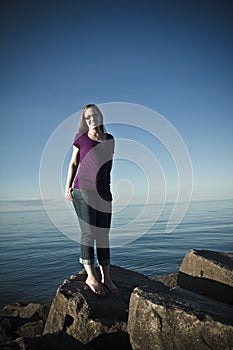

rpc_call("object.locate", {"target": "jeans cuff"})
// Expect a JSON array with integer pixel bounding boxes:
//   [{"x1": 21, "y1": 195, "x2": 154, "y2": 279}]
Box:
[{"x1": 79, "y1": 257, "x2": 95, "y2": 265}]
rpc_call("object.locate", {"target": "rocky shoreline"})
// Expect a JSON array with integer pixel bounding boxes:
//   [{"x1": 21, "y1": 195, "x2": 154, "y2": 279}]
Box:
[{"x1": 1, "y1": 249, "x2": 233, "y2": 350}]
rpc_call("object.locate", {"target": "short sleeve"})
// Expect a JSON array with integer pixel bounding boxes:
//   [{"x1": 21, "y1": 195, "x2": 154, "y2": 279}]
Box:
[{"x1": 73, "y1": 132, "x2": 82, "y2": 148}]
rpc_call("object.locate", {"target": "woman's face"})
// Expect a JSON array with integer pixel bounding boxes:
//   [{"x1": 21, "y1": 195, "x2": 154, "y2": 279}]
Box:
[{"x1": 84, "y1": 107, "x2": 101, "y2": 130}]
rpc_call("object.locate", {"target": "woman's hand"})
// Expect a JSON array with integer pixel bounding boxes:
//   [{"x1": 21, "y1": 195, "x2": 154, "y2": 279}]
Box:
[{"x1": 65, "y1": 188, "x2": 73, "y2": 201}]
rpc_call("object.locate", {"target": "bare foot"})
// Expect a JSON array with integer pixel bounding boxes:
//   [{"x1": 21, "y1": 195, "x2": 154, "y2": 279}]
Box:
[
  {"x1": 101, "y1": 278, "x2": 118, "y2": 294},
  {"x1": 85, "y1": 277, "x2": 105, "y2": 295}
]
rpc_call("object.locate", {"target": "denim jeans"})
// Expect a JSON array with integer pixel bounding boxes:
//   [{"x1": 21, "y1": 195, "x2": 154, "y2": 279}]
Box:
[{"x1": 72, "y1": 188, "x2": 112, "y2": 266}]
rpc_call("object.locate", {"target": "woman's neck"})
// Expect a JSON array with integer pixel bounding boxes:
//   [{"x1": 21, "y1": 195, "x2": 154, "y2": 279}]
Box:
[
  {"x1": 88, "y1": 127, "x2": 103, "y2": 136},
  {"x1": 88, "y1": 127, "x2": 106, "y2": 142}
]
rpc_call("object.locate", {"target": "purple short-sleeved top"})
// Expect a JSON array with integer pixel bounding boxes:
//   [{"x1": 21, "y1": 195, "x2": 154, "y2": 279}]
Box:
[{"x1": 73, "y1": 131, "x2": 114, "y2": 194}]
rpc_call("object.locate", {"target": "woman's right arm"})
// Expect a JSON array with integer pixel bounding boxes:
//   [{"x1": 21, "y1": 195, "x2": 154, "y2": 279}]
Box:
[{"x1": 65, "y1": 146, "x2": 80, "y2": 201}]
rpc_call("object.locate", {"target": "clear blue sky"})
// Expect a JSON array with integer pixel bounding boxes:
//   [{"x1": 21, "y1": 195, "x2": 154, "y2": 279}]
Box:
[{"x1": 1, "y1": 0, "x2": 233, "y2": 208}]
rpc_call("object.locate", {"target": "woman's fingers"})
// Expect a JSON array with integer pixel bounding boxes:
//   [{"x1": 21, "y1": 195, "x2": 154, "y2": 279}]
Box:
[
  {"x1": 67, "y1": 194, "x2": 73, "y2": 201},
  {"x1": 65, "y1": 190, "x2": 73, "y2": 201}
]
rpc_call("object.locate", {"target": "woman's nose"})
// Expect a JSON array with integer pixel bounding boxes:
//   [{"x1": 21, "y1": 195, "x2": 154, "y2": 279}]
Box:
[{"x1": 90, "y1": 115, "x2": 97, "y2": 122}]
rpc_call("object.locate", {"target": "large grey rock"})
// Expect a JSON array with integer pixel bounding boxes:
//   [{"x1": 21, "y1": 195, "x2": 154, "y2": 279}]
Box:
[
  {"x1": 128, "y1": 282, "x2": 233, "y2": 350},
  {"x1": 178, "y1": 249, "x2": 233, "y2": 304},
  {"x1": 43, "y1": 265, "x2": 150, "y2": 345}
]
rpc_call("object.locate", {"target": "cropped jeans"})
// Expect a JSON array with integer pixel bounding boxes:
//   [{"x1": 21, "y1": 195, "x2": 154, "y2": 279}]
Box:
[{"x1": 72, "y1": 188, "x2": 112, "y2": 266}]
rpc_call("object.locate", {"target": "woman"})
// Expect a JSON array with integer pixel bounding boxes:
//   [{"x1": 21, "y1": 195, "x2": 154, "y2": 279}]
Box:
[{"x1": 65, "y1": 104, "x2": 117, "y2": 295}]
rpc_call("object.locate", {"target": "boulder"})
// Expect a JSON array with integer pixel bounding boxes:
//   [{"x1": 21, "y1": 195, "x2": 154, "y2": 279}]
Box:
[
  {"x1": 128, "y1": 282, "x2": 233, "y2": 350},
  {"x1": 43, "y1": 265, "x2": 150, "y2": 346},
  {"x1": 177, "y1": 249, "x2": 233, "y2": 304}
]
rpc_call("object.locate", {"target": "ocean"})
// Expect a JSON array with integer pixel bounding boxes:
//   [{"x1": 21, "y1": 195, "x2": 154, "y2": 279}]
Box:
[{"x1": 0, "y1": 199, "x2": 232, "y2": 308}]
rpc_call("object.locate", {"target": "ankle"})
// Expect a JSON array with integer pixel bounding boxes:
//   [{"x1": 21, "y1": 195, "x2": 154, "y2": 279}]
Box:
[
  {"x1": 86, "y1": 275, "x2": 98, "y2": 282},
  {"x1": 101, "y1": 276, "x2": 111, "y2": 283}
]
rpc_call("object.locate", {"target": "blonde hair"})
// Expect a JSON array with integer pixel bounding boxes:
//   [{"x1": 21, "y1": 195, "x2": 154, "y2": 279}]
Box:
[{"x1": 78, "y1": 104, "x2": 105, "y2": 134}]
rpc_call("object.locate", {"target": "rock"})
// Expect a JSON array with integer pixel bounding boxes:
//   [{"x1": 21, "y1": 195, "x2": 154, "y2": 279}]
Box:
[
  {"x1": 0, "y1": 309, "x2": 19, "y2": 318},
  {"x1": 15, "y1": 331, "x2": 93, "y2": 350},
  {"x1": 0, "y1": 303, "x2": 48, "y2": 321},
  {"x1": 16, "y1": 321, "x2": 44, "y2": 338},
  {"x1": 0, "y1": 315, "x2": 27, "y2": 346},
  {"x1": 2, "y1": 251, "x2": 233, "y2": 349},
  {"x1": 43, "y1": 265, "x2": 150, "y2": 346},
  {"x1": 0, "y1": 318, "x2": 15, "y2": 346},
  {"x1": 0, "y1": 303, "x2": 49, "y2": 346},
  {"x1": 150, "y1": 273, "x2": 178, "y2": 288},
  {"x1": 177, "y1": 249, "x2": 233, "y2": 304},
  {"x1": 17, "y1": 304, "x2": 43, "y2": 320},
  {"x1": 128, "y1": 282, "x2": 233, "y2": 350}
]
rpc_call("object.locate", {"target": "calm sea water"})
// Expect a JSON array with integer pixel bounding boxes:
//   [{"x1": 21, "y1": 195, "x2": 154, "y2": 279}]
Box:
[{"x1": 0, "y1": 199, "x2": 232, "y2": 307}]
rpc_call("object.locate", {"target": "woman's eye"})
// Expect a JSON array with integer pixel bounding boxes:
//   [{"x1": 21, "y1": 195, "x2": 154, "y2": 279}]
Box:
[{"x1": 85, "y1": 113, "x2": 99, "y2": 120}]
